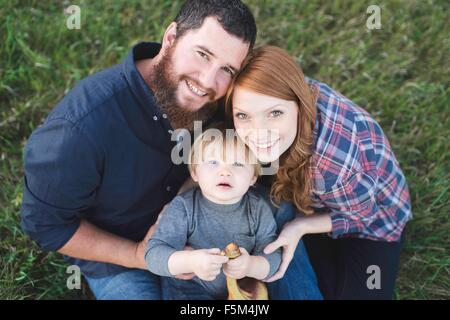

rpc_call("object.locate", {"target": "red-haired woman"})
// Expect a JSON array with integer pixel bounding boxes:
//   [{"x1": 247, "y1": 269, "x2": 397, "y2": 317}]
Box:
[{"x1": 226, "y1": 46, "x2": 412, "y2": 299}]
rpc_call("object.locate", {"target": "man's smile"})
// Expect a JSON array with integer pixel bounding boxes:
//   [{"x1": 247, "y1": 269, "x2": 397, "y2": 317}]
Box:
[{"x1": 185, "y1": 79, "x2": 208, "y2": 97}]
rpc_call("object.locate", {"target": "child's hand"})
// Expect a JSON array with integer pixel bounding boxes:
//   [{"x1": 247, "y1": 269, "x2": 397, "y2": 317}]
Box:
[
  {"x1": 223, "y1": 247, "x2": 251, "y2": 279},
  {"x1": 190, "y1": 248, "x2": 229, "y2": 281}
]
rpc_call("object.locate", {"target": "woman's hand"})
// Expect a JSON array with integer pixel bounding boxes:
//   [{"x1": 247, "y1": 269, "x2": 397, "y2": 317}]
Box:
[
  {"x1": 262, "y1": 218, "x2": 304, "y2": 282},
  {"x1": 262, "y1": 213, "x2": 332, "y2": 282}
]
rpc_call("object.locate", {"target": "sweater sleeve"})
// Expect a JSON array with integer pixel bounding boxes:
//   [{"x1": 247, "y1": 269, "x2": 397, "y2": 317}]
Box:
[
  {"x1": 252, "y1": 197, "x2": 282, "y2": 279},
  {"x1": 145, "y1": 196, "x2": 189, "y2": 277}
]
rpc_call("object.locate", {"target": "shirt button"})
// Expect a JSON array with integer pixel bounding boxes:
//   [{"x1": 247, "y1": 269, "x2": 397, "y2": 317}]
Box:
[
  {"x1": 162, "y1": 113, "x2": 168, "y2": 119},
  {"x1": 153, "y1": 116, "x2": 158, "y2": 121},
  {"x1": 166, "y1": 186, "x2": 171, "y2": 192}
]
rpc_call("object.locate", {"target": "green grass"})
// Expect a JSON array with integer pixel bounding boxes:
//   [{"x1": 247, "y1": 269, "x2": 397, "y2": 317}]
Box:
[{"x1": 1, "y1": 0, "x2": 448, "y2": 299}]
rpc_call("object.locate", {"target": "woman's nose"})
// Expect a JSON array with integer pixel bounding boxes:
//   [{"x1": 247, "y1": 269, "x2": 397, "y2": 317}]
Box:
[{"x1": 249, "y1": 125, "x2": 272, "y2": 142}]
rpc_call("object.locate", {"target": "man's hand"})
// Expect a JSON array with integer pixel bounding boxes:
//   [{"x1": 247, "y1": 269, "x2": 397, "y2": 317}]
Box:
[
  {"x1": 223, "y1": 247, "x2": 251, "y2": 279},
  {"x1": 189, "y1": 248, "x2": 229, "y2": 281}
]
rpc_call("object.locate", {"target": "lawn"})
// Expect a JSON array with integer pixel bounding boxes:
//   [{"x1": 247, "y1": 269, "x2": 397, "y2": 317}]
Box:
[{"x1": 0, "y1": 0, "x2": 448, "y2": 299}]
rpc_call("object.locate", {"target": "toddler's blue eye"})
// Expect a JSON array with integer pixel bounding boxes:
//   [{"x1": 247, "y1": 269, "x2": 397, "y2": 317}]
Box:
[
  {"x1": 208, "y1": 160, "x2": 218, "y2": 165},
  {"x1": 233, "y1": 162, "x2": 244, "y2": 167}
]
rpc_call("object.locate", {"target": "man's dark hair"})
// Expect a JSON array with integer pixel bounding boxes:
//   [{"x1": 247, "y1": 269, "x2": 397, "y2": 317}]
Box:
[{"x1": 175, "y1": 0, "x2": 257, "y2": 49}]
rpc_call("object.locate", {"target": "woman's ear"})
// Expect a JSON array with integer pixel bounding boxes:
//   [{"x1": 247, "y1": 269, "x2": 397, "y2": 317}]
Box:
[
  {"x1": 250, "y1": 175, "x2": 257, "y2": 186},
  {"x1": 161, "y1": 22, "x2": 177, "y2": 51}
]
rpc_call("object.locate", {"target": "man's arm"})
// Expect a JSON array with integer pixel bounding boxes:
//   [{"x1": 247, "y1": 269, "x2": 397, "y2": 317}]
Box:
[
  {"x1": 21, "y1": 119, "x2": 152, "y2": 269},
  {"x1": 57, "y1": 219, "x2": 150, "y2": 269},
  {"x1": 58, "y1": 178, "x2": 198, "y2": 270}
]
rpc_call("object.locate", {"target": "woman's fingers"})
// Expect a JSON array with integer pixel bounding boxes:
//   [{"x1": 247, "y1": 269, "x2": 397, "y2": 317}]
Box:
[
  {"x1": 264, "y1": 247, "x2": 294, "y2": 282},
  {"x1": 264, "y1": 237, "x2": 286, "y2": 254},
  {"x1": 264, "y1": 263, "x2": 286, "y2": 282}
]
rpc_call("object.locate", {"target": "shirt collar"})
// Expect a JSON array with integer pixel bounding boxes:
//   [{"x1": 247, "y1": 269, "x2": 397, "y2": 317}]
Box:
[
  {"x1": 122, "y1": 42, "x2": 162, "y2": 118},
  {"x1": 197, "y1": 188, "x2": 246, "y2": 214}
]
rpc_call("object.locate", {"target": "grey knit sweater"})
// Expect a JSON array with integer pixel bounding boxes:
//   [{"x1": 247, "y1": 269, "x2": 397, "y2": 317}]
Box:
[{"x1": 145, "y1": 187, "x2": 281, "y2": 298}]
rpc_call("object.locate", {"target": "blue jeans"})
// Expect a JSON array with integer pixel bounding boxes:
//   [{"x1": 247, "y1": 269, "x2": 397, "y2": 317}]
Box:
[{"x1": 84, "y1": 269, "x2": 161, "y2": 300}]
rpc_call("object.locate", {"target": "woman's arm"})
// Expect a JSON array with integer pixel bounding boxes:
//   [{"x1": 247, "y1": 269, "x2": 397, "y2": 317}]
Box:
[{"x1": 295, "y1": 212, "x2": 333, "y2": 235}]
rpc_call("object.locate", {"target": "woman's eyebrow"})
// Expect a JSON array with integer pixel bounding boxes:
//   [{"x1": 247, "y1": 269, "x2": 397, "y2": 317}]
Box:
[
  {"x1": 233, "y1": 106, "x2": 248, "y2": 113},
  {"x1": 233, "y1": 104, "x2": 284, "y2": 113}
]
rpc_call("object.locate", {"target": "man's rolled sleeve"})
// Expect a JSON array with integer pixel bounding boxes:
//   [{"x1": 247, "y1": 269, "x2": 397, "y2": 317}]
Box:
[{"x1": 20, "y1": 118, "x2": 102, "y2": 251}]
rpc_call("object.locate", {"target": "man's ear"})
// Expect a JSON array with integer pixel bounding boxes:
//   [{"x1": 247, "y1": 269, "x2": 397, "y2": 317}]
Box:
[{"x1": 161, "y1": 22, "x2": 177, "y2": 51}]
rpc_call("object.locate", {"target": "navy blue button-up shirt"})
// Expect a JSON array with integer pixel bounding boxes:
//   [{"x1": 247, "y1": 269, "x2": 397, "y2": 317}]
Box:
[{"x1": 20, "y1": 42, "x2": 201, "y2": 277}]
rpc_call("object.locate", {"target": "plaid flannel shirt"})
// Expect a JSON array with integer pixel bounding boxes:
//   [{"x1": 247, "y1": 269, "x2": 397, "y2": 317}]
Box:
[{"x1": 307, "y1": 78, "x2": 412, "y2": 242}]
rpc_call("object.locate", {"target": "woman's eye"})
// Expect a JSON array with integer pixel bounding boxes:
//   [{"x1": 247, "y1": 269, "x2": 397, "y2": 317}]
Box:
[
  {"x1": 234, "y1": 112, "x2": 248, "y2": 120},
  {"x1": 270, "y1": 110, "x2": 284, "y2": 118}
]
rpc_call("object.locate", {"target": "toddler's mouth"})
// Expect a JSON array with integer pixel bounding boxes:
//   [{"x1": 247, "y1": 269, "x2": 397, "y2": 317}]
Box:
[{"x1": 217, "y1": 182, "x2": 232, "y2": 188}]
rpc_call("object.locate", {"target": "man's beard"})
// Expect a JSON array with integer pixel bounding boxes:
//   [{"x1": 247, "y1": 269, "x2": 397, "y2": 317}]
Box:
[{"x1": 148, "y1": 45, "x2": 218, "y2": 132}]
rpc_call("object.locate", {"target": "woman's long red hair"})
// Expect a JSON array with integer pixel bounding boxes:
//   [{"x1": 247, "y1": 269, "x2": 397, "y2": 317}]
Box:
[{"x1": 226, "y1": 46, "x2": 318, "y2": 214}]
